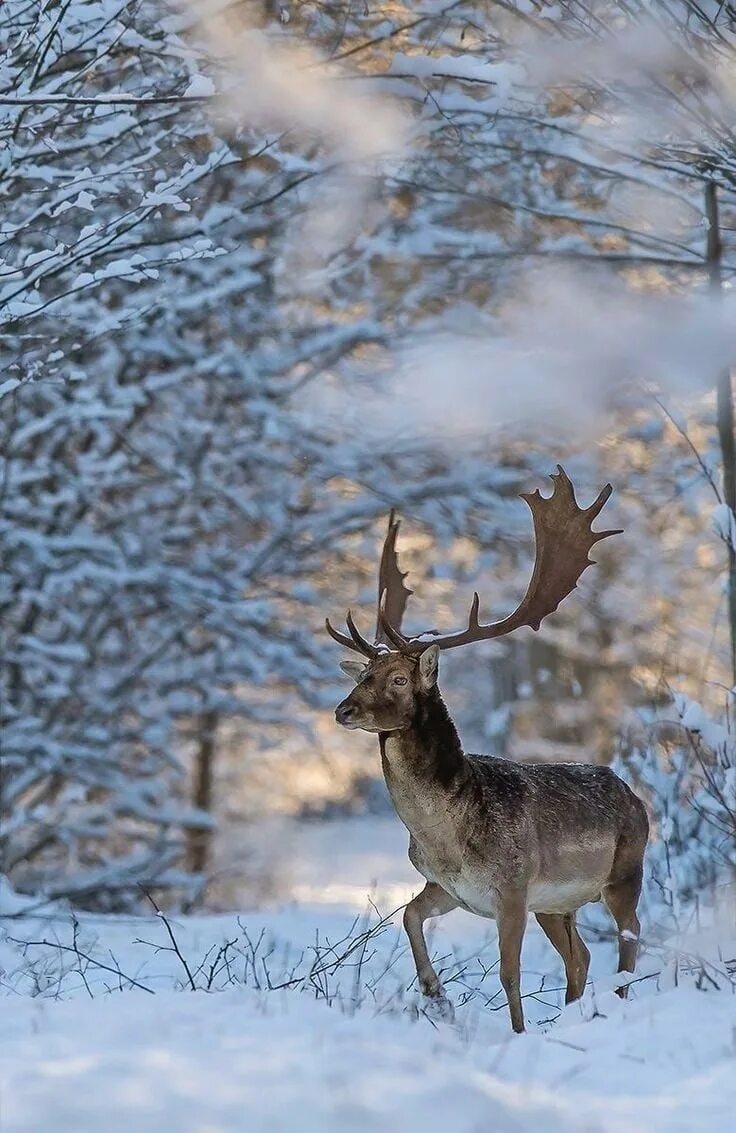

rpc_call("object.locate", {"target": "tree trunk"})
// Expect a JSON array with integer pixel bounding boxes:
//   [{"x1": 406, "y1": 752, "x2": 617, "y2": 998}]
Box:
[
  {"x1": 705, "y1": 182, "x2": 736, "y2": 685},
  {"x1": 186, "y1": 709, "x2": 218, "y2": 875}
]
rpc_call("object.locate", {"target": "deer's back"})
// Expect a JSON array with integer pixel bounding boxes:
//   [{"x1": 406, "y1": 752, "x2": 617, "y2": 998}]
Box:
[{"x1": 466, "y1": 755, "x2": 647, "y2": 839}]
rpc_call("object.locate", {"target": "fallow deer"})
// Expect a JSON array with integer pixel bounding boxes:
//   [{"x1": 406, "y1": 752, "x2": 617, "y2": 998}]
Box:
[{"x1": 326, "y1": 467, "x2": 649, "y2": 1033}]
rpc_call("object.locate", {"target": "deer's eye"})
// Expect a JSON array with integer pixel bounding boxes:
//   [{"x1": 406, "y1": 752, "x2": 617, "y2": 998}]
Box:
[{"x1": 393, "y1": 675, "x2": 408, "y2": 686}]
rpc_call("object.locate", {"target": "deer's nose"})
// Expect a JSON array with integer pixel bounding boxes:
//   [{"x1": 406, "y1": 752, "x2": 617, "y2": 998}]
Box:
[{"x1": 335, "y1": 701, "x2": 357, "y2": 725}]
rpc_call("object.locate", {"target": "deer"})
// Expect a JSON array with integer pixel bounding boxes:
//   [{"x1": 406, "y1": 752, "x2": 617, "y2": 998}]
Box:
[{"x1": 326, "y1": 467, "x2": 649, "y2": 1033}]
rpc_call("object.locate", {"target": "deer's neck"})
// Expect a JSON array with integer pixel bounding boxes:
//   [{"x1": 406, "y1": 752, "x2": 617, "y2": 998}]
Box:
[{"x1": 379, "y1": 687, "x2": 465, "y2": 793}]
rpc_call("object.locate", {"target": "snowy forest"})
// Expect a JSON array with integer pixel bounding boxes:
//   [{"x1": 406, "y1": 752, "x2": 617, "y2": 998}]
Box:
[{"x1": 1, "y1": 2, "x2": 736, "y2": 1130}]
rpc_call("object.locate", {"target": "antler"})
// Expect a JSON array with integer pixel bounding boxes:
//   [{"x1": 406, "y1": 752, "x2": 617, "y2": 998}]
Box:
[
  {"x1": 325, "y1": 607, "x2": 379, "y2": 658},
  {"x1": 375, "y1": 509, "x2": 413, "y2": 646},
  {"x1": 325, "y1": 510, "x2": 413, "y2": 657},
  {"x1": 377, "y1": 466, "x2": 621, "y2": 653}
]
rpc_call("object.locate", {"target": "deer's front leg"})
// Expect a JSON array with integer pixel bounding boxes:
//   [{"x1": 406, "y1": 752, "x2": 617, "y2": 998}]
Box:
[
  {"x1": 403, "y1": 882, "x2": 457, "y2": 1001},
  {"x1": 497, "y1": 891, "x2": 528, "y2": 1033}
]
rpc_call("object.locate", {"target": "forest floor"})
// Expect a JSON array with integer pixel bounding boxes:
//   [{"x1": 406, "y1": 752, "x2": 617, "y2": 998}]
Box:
[{"x1": 1, "y1": 816, "x2": 735, "y2": 1132}]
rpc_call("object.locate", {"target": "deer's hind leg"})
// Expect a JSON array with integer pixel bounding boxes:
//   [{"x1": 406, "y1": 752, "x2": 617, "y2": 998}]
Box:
[
  {"x1": 535, "y1": 912, "x2": 590, "y2": 1004},
  {"x1": 602, "y1": 863, "x2": 643, "y2": 998},
  {"x1": 403, "y1": 882, "x2": 458, "y2": 1002}
]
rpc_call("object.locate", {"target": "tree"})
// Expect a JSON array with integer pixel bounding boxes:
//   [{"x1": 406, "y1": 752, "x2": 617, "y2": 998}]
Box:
[
  {"x1": 2, "y1": 2, "x2": 528, "y2": 904},
  {"x1": 3, "y1": 0, "x2": 734, "y2": 906}
]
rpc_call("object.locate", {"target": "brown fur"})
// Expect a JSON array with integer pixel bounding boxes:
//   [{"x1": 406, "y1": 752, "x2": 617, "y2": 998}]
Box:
[{"x1": 335, "y1": 649, "x2": 649, "y2": 1032}]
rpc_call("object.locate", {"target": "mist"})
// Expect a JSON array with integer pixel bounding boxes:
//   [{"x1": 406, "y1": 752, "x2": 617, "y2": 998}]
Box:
[{"x1": 313, "y1": 267, "x2": 736, "y2": 443}]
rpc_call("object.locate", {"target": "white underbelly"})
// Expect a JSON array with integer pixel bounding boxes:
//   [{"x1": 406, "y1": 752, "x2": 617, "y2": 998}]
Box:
[
  {"x1": 527, "y1": 879, "x2": 602, "y2": 914},
  {"x1": 443, "y1": 872, "x2": 499, "y2": 918},
  {"x1": 447, "y1": 876, "x2": 601, "y2": 917},
  {"x1": 410, "y1": 841, "x2": 498, "y2": 916}
]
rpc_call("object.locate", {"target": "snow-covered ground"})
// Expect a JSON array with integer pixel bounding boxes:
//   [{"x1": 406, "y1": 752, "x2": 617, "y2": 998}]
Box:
[{"x1": 2, "y1": 816, "x2": 735, "y2": 1132}]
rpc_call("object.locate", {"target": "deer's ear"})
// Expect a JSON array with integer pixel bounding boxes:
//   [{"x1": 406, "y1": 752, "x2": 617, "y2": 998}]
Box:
[
  {"x1": 339, "y1": 660, "x2": 367, "y2": 683},
  {"x1": 418, "y1": 644, "x2": 440, "y2": 690}
]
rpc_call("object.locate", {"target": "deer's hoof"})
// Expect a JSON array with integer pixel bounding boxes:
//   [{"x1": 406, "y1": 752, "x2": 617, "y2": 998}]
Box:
[{"x1": 422, "y1": 993, "x2": 455, "y2": 1025}]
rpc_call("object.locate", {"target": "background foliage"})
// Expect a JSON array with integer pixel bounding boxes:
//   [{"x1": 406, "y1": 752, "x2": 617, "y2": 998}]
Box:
[{"x1": 2, "y1": 0, "x2": 735, "y2": 907}]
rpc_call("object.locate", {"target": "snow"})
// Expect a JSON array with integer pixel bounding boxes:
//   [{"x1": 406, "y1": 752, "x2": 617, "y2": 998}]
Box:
[
  {"x1": 389, "y1": 53, "x2": 523, "y2": 102},
  {"x1": 0, "y1": 377, "x2": 21, "y2": 399},
  {"x1": 2, "y1": 977, "x2": 734, "y2": 1133},
  {"x1": 184, "y1": 74, "x2": 216, "y2": 98},
  {"x1": 672, "y1": 693, "x2": 729, "y2": 753},
  {"x1": 2, "y1": 821, "x2": 735, "y2": 1133}
]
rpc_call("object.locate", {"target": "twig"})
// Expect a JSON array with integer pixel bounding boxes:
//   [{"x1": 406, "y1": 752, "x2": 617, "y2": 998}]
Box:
[
  {"x1": 140, "y1": 888, "x2": 197, "y2": 991},
  {"x1": 6, "y1": 934, "x2": 154, "y2": 994},
  {"x1": 71, "y1": 916, "x2": 94, "y2": 1000}
]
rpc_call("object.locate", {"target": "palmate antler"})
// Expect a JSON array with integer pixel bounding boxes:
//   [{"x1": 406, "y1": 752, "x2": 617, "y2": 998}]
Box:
[
  {"x1": 326, "y1": 467, "x2": 622, "y2": 657},
  {"x1": 325, "y1": 509, "x2": 412, "y2": 658},
  {"x1": 375, "y1": 509, "x2": 413, "y2": 646}
]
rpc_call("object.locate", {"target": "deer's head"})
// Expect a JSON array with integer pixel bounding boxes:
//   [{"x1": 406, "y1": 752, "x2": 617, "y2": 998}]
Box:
[
  {"x1": 335, "y1": 645, "x2": 440, "y2": 733},
  {"x1": 327, "y1": 467, "x2": 621, "y2": 731}
]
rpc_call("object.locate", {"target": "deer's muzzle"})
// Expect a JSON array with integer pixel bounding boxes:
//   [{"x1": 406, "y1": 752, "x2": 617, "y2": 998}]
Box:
[{"x1": 335, "y1": 700, "x2": 360, "y2": 728}]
